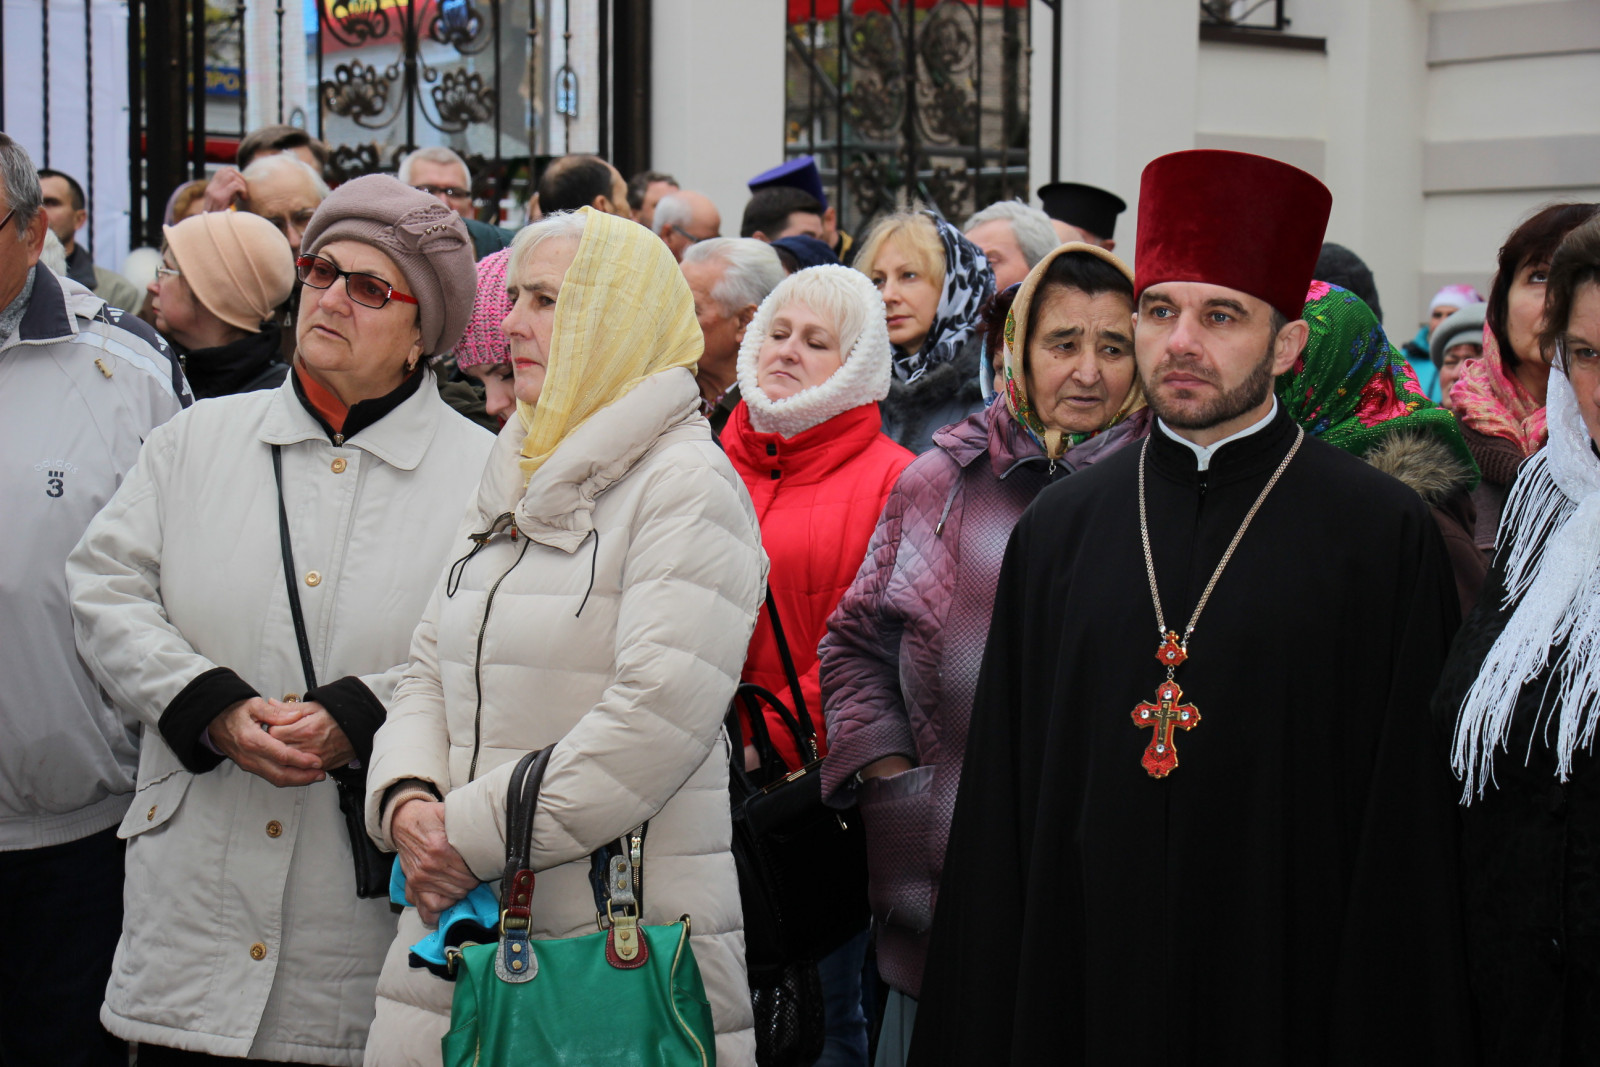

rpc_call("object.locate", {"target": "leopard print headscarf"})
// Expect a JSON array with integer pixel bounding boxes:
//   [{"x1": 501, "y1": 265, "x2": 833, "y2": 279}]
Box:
[{"x1": 891, "y1": 212, "x2": 995, "y2": 384}]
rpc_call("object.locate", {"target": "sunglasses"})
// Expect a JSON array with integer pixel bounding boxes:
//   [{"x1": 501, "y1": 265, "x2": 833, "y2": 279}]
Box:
[{"x1": 296, "y1": 254, "x2": 418, "y2": 310}]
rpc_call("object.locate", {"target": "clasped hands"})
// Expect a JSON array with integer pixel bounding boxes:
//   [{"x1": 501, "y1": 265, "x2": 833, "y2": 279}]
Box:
[{"x1": 208, "y1": 696, "x2": 355, "y2": 788}]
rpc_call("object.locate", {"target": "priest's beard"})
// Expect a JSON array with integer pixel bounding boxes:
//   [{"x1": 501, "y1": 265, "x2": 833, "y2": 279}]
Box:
[{"x1": 1143, "y1": 341, "x2": 1276, "y2": 431}]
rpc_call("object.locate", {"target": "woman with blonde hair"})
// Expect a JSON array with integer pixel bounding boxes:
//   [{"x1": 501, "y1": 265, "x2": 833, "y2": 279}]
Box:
[
  {"x1": 362, "y1": 208, "x2": 764, "y2": 1064},
  {"x1": 855, "y1": 209, "x2": 995, "y2": 453}
]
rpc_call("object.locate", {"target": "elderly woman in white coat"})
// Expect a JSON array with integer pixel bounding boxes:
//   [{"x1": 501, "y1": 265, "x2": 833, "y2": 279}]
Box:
[
  {"x1": 361, "y1": 207, "x2": 765, "y2": 1065},
  {"x1": 67, "y1": 176, "x2": 495, "y2": 1066}
]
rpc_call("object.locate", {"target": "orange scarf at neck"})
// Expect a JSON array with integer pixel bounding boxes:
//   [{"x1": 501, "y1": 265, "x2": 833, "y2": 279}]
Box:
[{"x1": 294, "y1": 363, "x2": 348, "y2": 433}]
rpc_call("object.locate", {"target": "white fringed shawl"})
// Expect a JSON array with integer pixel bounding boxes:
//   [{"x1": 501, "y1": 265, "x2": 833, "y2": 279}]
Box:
[{"x1": 1452, "y1": 368, "x2": 1600, "y2": 800}]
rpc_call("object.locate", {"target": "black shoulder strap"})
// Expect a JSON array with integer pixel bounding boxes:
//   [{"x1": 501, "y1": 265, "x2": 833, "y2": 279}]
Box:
[
  {"x1": 762, "y1": 587, "x2": 817, "y2": 753},
  {"x1": 272, "y1": 444, "x2": 318, "y2": 692},
  {"x1": 504, "y1": 745, "x2": 555, "y2": 876}
]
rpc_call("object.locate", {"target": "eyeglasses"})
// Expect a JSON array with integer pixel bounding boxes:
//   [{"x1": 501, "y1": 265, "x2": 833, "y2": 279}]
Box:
[
  {"x1": 671, "y1": 226, "x2": 714, "y2": 245},
  {"x1": 155, "y1": 264, "x2": 182, "y2": 282},
  {"x1": 0, "y1": 210, "x2": 14, "y2": 235},
  {"x1": 296, "y1": 254, "x2": 418, "y2": 310},
  {"x1": 413, "y1": 184, "x2": 471, "y2": 201}
]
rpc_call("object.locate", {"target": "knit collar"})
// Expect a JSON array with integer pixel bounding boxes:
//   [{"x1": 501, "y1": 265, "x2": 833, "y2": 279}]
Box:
[
  {"x1": 1452, "y1": 368, "x2": 1600, "y2": 800},
  {"x1": 736, "y1": 264, "x2": 892, "y2": 438}
]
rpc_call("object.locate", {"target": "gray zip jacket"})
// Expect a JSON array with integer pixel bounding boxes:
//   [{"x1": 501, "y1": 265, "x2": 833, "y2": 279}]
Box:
[{"x1": 0, "y1": 266, "x2": 189, "y2": 850}]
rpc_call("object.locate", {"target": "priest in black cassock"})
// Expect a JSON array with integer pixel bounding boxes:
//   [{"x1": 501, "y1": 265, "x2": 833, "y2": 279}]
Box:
[{"x1": 908, "y1": 151, "x2": 1475, "y2": 1065}]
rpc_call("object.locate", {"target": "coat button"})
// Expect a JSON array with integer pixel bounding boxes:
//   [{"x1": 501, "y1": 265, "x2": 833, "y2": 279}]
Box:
[
  {"x1": 330, "y1": 458, "x2": 347, "y2": 474},
  {"x1": 147, "y1": 805, "x2": 157, "y2": 821},
  {"x1": 305, "y1": 570, "x2": 321, "y2": 587},
  {"x1": 266, "y1": 820, "x2": 283, "y2": 838},
  {"x1": 249, "y1": 942, "x2": 268, "y2": 961}
]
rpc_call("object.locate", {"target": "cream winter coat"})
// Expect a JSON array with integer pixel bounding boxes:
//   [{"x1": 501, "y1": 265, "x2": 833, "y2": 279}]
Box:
[
  {"x1": 362, "y1": 367, "x2": 763, "y2": 1065},
  {"x1": 67, "y1": 375, "x2": 493, "y2": 1064}
]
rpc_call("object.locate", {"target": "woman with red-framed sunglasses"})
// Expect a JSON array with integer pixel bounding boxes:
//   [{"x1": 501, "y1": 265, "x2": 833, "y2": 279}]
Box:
[{"x1": 67, "y1": 175, "x2": 495, "y2": 1066}]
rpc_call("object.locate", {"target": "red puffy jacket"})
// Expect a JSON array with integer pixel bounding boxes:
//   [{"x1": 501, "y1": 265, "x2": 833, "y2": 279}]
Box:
[{"x1": 722, "y1": 399, "x2": 914, "y2": 769}]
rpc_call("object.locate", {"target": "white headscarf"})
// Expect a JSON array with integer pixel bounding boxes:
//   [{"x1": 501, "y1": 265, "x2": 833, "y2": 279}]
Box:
[{"x1": 1452, "y1": 364, "x2": 1600, "y2": 800}]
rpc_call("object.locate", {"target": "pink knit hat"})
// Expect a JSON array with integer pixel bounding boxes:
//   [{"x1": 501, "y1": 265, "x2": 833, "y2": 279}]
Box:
[{"x1": 455, "y1": 247, "x2": 513, "y2": 369}]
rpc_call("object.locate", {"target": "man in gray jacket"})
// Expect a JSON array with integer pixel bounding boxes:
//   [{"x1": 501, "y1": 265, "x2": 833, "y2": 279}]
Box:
[{"x1": 0, "y1": 131, "x2": 190, "y2": 1065}]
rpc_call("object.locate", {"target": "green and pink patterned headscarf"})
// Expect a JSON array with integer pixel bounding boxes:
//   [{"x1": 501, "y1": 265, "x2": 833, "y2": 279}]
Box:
[{"x1": 1277, "y1": 281, "x2": 1477, "y2": 477}]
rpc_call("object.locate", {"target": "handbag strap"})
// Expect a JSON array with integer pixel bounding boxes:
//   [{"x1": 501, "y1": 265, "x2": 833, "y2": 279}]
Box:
[
  {"x1": 760, "y1": 588, "x2": 819, "y2": 758},
  {"x1": 271, "y1": 445, "x2": 318, "y2": 693},
  {"x1": 503, "y1": 745, "x2": 555, "y2": 877},
  {"x1": 497, "y1": 746, "x2": 652, "y2": 972}
]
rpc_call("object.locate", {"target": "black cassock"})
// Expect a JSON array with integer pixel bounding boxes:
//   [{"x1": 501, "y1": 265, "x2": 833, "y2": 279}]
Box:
[{"x1": 908, "y1": 407, "x2": 1476, "y2": 1066}]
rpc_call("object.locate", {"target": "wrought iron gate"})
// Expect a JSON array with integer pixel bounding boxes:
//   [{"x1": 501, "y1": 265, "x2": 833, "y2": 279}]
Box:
[
  {"x1": 785, "y1": 0, "x2": 1029, "y2": 238},
  {"x1": 124, "y1": 0, "x2": 649, "y2": 249}
]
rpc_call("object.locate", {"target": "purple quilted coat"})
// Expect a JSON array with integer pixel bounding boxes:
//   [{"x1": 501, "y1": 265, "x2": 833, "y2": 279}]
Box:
[{"x1": 818, "y1": 401, "x2": 1150, "y2": 997}]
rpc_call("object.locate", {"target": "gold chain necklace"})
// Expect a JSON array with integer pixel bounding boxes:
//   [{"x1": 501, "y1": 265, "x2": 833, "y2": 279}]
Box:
[{"x1": 1130, "y1": 425, "x2": 1304, "y2": 778}]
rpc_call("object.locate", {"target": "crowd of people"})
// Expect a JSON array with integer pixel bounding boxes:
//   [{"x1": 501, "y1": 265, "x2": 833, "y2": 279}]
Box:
[{"x1": 3, "y1": 119, "x2": 1599, "y2": 1067}]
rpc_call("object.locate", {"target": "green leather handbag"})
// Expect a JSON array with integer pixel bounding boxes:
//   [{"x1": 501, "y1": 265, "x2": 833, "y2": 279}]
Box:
[{"x1": 440, "y1": 746, "x2": 717, "y2": 1067}]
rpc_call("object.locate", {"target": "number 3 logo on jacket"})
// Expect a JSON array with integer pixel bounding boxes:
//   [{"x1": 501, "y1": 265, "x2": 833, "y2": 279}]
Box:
[{"x1": 34, "y1": 458, "x2": 79, "y2": 499}]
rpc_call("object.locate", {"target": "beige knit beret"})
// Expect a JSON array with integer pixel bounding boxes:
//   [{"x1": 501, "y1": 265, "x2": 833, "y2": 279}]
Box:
[{"x1": 163, "y1": 211, "x2": 295, "y2": 333}]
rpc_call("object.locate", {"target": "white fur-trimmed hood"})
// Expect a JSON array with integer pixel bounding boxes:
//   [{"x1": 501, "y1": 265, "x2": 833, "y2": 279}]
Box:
[{"x1": 736, "y1": 265, "x2": 893, "y2": 439}]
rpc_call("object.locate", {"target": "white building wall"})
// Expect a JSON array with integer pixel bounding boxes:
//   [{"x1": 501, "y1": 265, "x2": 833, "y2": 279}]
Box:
[
  {"x1": 1028, "y1": 0, "x2": 1199, "y2": 260},
  {"x1": 650, "y1": 0, "x2": 785, "y2": 236},
  {"x1": 1026, "y1": 0, "x2": 1599, "y2": 342},
  {"x1": 1420, "y1": 0, "x2": 1600, "y2": 316}
]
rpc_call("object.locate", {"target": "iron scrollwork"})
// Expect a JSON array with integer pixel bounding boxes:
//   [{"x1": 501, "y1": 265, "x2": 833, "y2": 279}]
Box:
[
  {"x1": 788, "y1": 0, "x2": 1028, "y2": 237},
  {"x1": 322, "y1": 0, "x2": 391, "y2": 47},
  {"x1": 317, "y1": 0, "x2": 500, "y2": 172},
  {"x1": 431, "y1": 69, "x2": 495, "y2": 130},
  {"x1": 321, "y1": 62, "x2": 390, "y2": 126}
]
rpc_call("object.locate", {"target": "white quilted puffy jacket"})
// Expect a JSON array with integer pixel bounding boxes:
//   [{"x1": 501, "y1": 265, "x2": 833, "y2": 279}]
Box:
[{"x1": 363, "y1": 367, "x2": 764, "y2": 1066}]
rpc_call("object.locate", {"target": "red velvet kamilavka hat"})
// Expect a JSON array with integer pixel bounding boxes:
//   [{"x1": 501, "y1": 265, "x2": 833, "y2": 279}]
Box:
[{"x1": 1134, "y1": 150, "x2": 1333, "y2": 321}]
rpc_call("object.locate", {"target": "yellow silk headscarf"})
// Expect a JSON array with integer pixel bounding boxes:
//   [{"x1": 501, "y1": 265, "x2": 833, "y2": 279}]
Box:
[{"x1": 516, "y1": 207, "x2": 704, "y2": 477}]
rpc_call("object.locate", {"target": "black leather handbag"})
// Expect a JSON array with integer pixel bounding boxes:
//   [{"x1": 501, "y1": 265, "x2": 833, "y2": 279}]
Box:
[
  {"x1": 726, "y1": 589, "x2": 869, "y2": 966},
  {"x1": 273, "y1": 445, "x2": 394, "y2": 899}
]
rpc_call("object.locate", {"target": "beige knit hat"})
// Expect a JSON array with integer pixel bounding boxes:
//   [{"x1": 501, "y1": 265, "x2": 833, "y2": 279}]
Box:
[{"x1": 163, "y1": 211, "x2": 295, "y2": 333}]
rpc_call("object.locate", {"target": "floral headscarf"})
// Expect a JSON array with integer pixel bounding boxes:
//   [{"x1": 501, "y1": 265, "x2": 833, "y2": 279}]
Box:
[
  {"x1": 891, "y1": 212, "x2": 995, "y2": 384},
  {"x1": 1450, "y1": 325, "x2": 1549, "y2": 457},
  {"x1": 1277, "y1": 281, "x2": 1476, "y2": 475},
  {"x1": 999, "y1": 242, "x2": 1144, "y2": 461}
]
